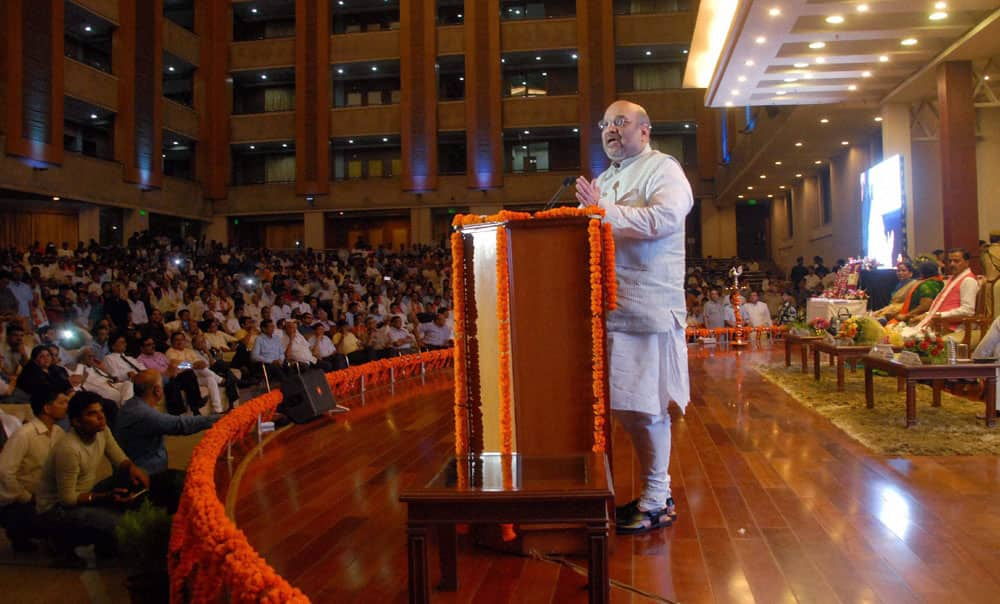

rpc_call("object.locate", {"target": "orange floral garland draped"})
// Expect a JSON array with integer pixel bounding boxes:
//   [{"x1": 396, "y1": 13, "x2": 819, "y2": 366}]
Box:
[
  {"x1": 169, "y1": 350, "x2": 454, "y2": 604},
  {"x1": 588, "y1": 219, "x2": 608, "y2": 453},
  {"x1": 451, "y1": 232, "x2": 469, "y2": 457},
  {"x1": 495, "y1": 226, "x2": 513, "y2": 455}
]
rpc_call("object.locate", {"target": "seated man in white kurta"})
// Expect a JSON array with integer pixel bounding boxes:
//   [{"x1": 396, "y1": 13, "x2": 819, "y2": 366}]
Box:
[{"x1": 576, "y1": 99, "x2": 692, "y2": 535}]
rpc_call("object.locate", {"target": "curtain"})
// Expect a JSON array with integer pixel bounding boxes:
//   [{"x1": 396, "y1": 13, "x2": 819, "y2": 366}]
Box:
[
  {"x1": 264, "y1": 223, "x2": 304, "y2": 249},
  {"x1": 0, "y1": 211, "x2": 78, "y2": 249},
  {"x1": 265, "y1": 155, "x2": 296, "y2": 183},
  {"x1": 264, "y1": 88, "x2": 295, "y2": 112}
]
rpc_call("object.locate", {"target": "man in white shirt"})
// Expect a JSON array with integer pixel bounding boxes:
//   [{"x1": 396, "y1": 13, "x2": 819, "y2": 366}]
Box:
[
  {"x1": 417, "y1": 312, "x2": 453, "y2": 350},
  {"x1": 0, "y1": 390, "x2": 67, "y2": 551},
  {"x1": 741, "y1": 291, "x2": 773, "y2": 328},
  {"x1": 386, "y1": 316, "x2": 416, "y2": 355},
  {"x1": 702, "y1": 289, "x2": 735, "y2": 329},
  {"x1": 281, "y1": 320, "x2": 318, "y2": 367},
  {"x1": 127, "y1": 289, "x2": 148, "y2": 326}
]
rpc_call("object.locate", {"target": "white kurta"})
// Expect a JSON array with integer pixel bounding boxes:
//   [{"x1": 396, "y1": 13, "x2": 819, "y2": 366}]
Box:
[{"x1": 594, "y1": 145, "x2": 693, "y2": 415}]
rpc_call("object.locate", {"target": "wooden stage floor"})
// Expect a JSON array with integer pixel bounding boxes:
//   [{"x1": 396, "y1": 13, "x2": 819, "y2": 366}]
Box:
[{"x1": 231, "y1": 346, "x2": 1000, "y2": 603}]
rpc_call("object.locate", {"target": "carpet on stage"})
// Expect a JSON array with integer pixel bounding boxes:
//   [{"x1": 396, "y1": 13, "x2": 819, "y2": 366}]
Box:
[{"x1": 753, "y1": 363, "x2": 1000, "y2": 456}]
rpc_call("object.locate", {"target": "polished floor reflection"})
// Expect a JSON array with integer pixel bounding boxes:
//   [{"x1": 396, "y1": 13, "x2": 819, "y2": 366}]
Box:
[{"x1": 232, "y1": 347, "x2": 1000, "y2": 603}]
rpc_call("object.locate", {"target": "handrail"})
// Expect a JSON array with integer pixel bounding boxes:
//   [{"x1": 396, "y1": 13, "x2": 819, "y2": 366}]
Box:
[{"x1": 168, "y1": 349, "x2": 455, "y2": 603}]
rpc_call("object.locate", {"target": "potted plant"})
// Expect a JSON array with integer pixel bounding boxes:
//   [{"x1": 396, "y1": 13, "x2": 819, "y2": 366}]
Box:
[{"x1": 115, "y1": 500, "x2": 172, "y2": 604}]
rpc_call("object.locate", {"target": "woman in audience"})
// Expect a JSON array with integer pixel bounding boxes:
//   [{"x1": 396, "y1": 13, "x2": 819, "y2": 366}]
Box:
[{"x1": 15, "y1": 345, "x2": 74, "y2": 400}]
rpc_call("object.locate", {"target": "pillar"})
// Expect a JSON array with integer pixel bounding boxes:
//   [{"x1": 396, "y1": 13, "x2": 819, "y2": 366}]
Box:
[
  {"x1": 400, "y1": 0, "x2": 438, "y2": 192},
  {"x1": 937, "y1": 61, "x2": 979, "y2": 256},
  {"x1": 410, "y1": 207, "x2": 432, "y2": 245},
  {"x1": 304, "y1": 211, "x2": 325, "y2": 250},
  {"x1": 295, "y1": 0, "x2": 330, "y2": 196},
  {"x1": 464, "y1": 0, "x2": 502, "y2": 189},
  {"x1": 880, "y1": 103, "x2": 915, "y2": 258},
  {"x1": 115, "y1": 0, "x2": 163, "y2": 188},
  {"x1": 2, "y1": 0, "x2": 64, "y2": 166},
  {"x1": 695, "y1": 105, "x2": 717, "y2": 182},
  {"x1": 195, "y1": 0, "x2": 230, "y2": 200},
  {"x1": 576, "y1": 0, "x2": 615, "y2": 179},
  {"x1": 78, "y1": 206, "x2": 100, "y2": 245}
]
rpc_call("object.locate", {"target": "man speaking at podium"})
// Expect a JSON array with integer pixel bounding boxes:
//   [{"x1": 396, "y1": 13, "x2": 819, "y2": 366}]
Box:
[{"x1": 576, "y1": 100, "x2": 693, "y2": 534}]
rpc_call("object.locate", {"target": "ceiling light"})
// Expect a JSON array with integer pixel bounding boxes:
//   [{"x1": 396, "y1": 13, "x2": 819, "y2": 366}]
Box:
[
  {"x1": 457, "y1": 13, "x2": 462, "y2": 18},
  {"x1": 682, "y1": 49, "x2": 689, "y2": 54},
  {"x1": 815, "y1": 57, "x2": 826, "y2": 64},
  {"x1": 524, "y1": 130, "x2": 530, "y2": 134},
  {"x1": 820, "y1": 118, "x2": 829, "y2": 124},
  {"x1": 793, "y1": 62, "x2": 809, "y2": 68},
  {"x1": 535, "y1": 56, "x2": 542, "y2": 61},
  {"x1": 737, "y1": 75, "x2": 747, "y2": 82},
  {"x1": 755, "y1": 36, "x2": 767, "y2": 44},
  {"x1": 809, "y1": 42, "x2": 826, "y2": 49},
  {"x1": 168, "y1": 66, "x2": 175, "y2": 72},
  {"x1": 747, "y1": 186, "x2": 754, "y2": 190},
  {"x1": 862, "y1": 71, "x2": 872, "y2": 77},
  {"x1": 848, "y1": 84, "x2": 858, "y2": 91},
  {"x1": 874, "y1": 116, "x2": 883, "y2": 122},
  {"x1": 795, "y1": 173, "x2": 802, "y2": 177},
  {"x1": 738, "y1": 194, "x2": 745, "y2": 199},
  {"x1": 459, "y1": 76, "x2": 464, "y2": 81},
  {"x1": 348, "y1": 139, "x2": 354, "y2": 143},
  {"x1": 934, "y1": 2, "x2": 947, "y2": 9},
  {"x1": 985, "y1": 75, "x2": 991, "y2": 81},
  {"x1": 775, "y1": 91, "x2": 787, "y2": 95},
  {"x1": 825, "y1": 15, "x2": 844, "y2": 24},
  {"x1": 83, "y1": 25, "x2": 93, "y2": 32},
  {"x1": 336, "y1": 68, "x2": 344, "y2": 74},
  {"x1": 768, "y1": 194, "x2": 774, "y2": 198},
  {"x1": 769, "y1": 8, "x2": 781, "y2": 17},
  {"x1": 249, "y1": 145, "x2": 255, "y2": 150},
  {"x1": 251, "y1": 7, "x2": 258, "y2": 14},
  {"x1": 814, "y1": 160, "x2": 822, "y2": 164},
  {"x1": 573, "y1": 128, "x2": 579, "y2": 132},
  {"x1": 173, "y1": 140, "x2": 179, "y2": 145},
  {"x1": 725, "y1": 101, "x2": 734, "y2": 107},
  {"x1": 857, "y1": 4, "x2": 869, "y2": 12},
  {"x1": 382, "y1": 137, "x2": 389, "y2": 142},
  {"x1": 901, "y1": 38, "x2": 918, "y2": 46},
  {"x1": 371, "y1": 66, "x2": 378, "y2": 71},
  {"x1": 745, "y1": 59, "x2": 755, "y2": 67},
  {"x1": 775, "y1": 160, "x2": 783, "y2": 165},
  {"x1": 784, "y1": 77, "x2": 798, "y2": 83},
  {"x1": 501, "y1": 58, "x2": 505, "y2": 63},
  {"x1": 803, "y1": 72, "x2": 813, "y2": 79},
  {"x1": 929, "y1": 12, "x2": 947, "y2": 21},
  {"x1": 571, "y1": 53, "x2": 578, "y2": 59},
  {"x1": 795, "y1": 142, "x2": 803, "y2": 147},
  {"x1": 644, "y1": 50, "x2": 652, "y2": 56},
  {"x1": 281, "y1": 143, "x2": 288, "y2": 148},
  {"x1": 841, "y1": 141, "x2": 850, "y2": 146},
  {"x1": 731, "y1": 89, "x2": 740, "y2": 95},
  {"x1": 759, "y1": 174, "x2": 767, "y2": 179},
  {"x1": 260, "y1": 74, "x2": 268, "y2": 80},
  {"x1": 90, "y1": 113, "x2": 98, "y2": 119},
  {"x1": 52, "y1": 196, "x2": 60, "y2": 201},
  {"x1": 779, "y1": 185, "x2": 786, "y2": 189},
  {"x1": 879, "y1": 55, "x2": 889, "y2": 63}
]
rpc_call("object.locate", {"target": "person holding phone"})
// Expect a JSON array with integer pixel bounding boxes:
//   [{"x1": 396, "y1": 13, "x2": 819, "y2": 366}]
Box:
[
  {"x1": 35, "y1": 391, "x2": 150, "y2": 559},
  {"x1": 165, "y1": 332, "x2": 223, "y2": 414}
]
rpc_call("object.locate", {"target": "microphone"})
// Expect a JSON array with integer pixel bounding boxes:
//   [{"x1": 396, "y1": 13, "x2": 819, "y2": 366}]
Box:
[{"x1": 542, "y1": 177, "x2": 576, "y2": 211}]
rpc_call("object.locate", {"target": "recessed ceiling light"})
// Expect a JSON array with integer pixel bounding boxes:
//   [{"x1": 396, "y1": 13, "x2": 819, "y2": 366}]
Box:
[
  {"x1": 644, "y1": 50, "x2": 652, "y2": 56},
  {"x1": 760, "y1": 174, "x2": 767, "y2": 179},
  {"x1": 775, "y1": 160, "x2": 783, "y2": 165},
  {"x1": 282, "y1": 143, "x2": 288, "y2": 148},
  {"x1": 879, "y1": 55, "x2": 889, "y2": 63},
  {"x1": 825, "y1": 15, "x2": 844, "y2": 24},
  {"x1": 535, "y1": 56, "x2": 542, "y2": 61},
  {"x1": 784, "y1": 77, "x2": 798, "y2": 83},
  {"x1": 738, "y1": 194, "x2": 745, "y2": 199},
  {"x1": 83, "y1": 25, "x2": 93, "y2": 32},
  {"x1": 814, "y1": 160, "x2": 822, "y2": 164},
  {"x1": 779, "y1": 185, "x2": 786, "y2": 189},
  {"x1": 793, "y1": 62, "x2": 809, "y2": 68},
  {"x1": 371, "y1": 66, "x2": 378, "y2": 71},
  {"x1": 731, "y1": 89, "x2": 740, "y2": 95},
  {"x1": 336, "y1": 68, "x2": 344, "y2": 74},
  {"x1": 747, "y1": 186, "x2": 754, "y2": 190},
  {"x1": 768, "y1": 194, "x2": 774, "y2": 198},
  {"x1": 524, "y1": 130, "x2": 530, "y2": 134},
  {"x1": 382, "y1": 137, "x2": 389, "y2": 142},
  {"x1": 795, "y1": 173, "x2": 802, "y2": 177},
  {"x1": 862, "y1": 71, "x2": 872, "y2": 77},
  {"x1": 874, "y1": 116, "x2": 883, "y2": 122},
  {"x1": 168, "y1": 66, "x2": 176, "y2": 72},
  {"x1": 929, "y1": 12, "x2": 948, "y2": 21},
  {"x1": 348, "y1": 139, "x2": 354, "y2": 144},
  {"x1": 848, "y1": 84, "x2": 858, "y2": 91},
  {"x1": 571, "y1": 53, "x2": 578, "y2": 59},
  {"x1": 173, "y1": 140, "x2": 179, "y2": 145},
  {"x1": 260, "y1": 74, "x2": 268, "y2": 80},
  {"x1": 775, "y1": 90, "x2": 787, "y2": 95},
  {"x1": 52, "y1": 196, "x2": 60, "y2": 201},
  {"x1": 820, "y1": 118, "x2": 829, "y2": 124},
  {"x1": 682, "y1": 49, "x2": 689, "y2": 54},
  {"x1": 249, "y1": 145, "x2": 255, "y2": 150},
  {"x1": 769, "y1": 8, "x2": 781, "y2": 17},
  {"x1": 459, "y1": 76, "x2": 464, "y2": 81},
  {"x1": 857, "y1": 4, "x2": 869, "y2": 12},
  {"x1": 934, "y1": 2, "x2": 947, "y2": 9},
  {"x1": 725, "y1": 101, "x2": 734, "y2": 107},
  {"x1": 737, "y1": 75, "x2": 747, "y2": 82},
  {"x1": 985, "y1": 75, "x2": 992, "y2": 81},
  {"x1": 501, "y1": 58, "x2": 505, "y2": 63},
  {"x1": 90, "y1": 113, "x2": 98, "y2": 119},
  {"x1": 745, "y1": 59, "x2": 755, "y2": 67},
  {"x1": 457, "y1": 13, "x2": 462, "y2": 18},
  {"x1": 815, "y1": 57, "x2": 826, "y2": 64},
  {"x1": 251, "y1": 7, "x2": 258, "y2": 14},
  {"x1": 901, "y1": 38, "x2": 918, "y2": 46},
  {"x1": 841, "y1": 141, "x2": 850, "y2": 146},
  {"x1": 795, "y1": 142, "x2": 803, "y2": 147},
  {"x1": 573, "y1": 128, "x2": 579, "y2": 132},
  {"x1": 755, "y1": 36, "x2": 767, "y2": 44},
  {"x1": 809, "y1": 42, "x2": 826, "y2": 49}
]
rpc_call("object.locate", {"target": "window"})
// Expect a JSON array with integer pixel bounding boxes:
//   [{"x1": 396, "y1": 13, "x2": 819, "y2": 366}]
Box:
[
  {"x1": 501, "y1": 50, "x2": 578, "y2": 97},
  {"x1": 613, "y1": 0, "x2": 692, "y2": 14},
  {"x1": 501, "y1": 1, "x2": 576, "y2": 20}
]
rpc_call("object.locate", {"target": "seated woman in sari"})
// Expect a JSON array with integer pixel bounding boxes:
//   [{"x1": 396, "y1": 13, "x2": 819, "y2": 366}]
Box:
[
  {"x1": 873, "y1": 261, "x2": 917, "y2": 321},
  {"x1": 885, "y1": 260, "x2": 944, "y2": 326}
]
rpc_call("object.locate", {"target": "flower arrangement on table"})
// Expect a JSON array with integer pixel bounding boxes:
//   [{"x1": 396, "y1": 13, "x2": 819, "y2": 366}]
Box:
[
  {"x1": 835, "y1": 315, "x2": 886, "y2": 345},
  {"x1": 901, "y1": 330, "x2": 947, "y2": 363},
  {"x1": 809, "y1": 317, "x2": 831, "y2": 335},
  {"x1": 818, "y1": 257, "x2": 877, "y2": 299}
]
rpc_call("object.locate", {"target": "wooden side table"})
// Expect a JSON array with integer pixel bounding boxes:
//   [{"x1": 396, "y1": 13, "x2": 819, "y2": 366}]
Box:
[
  {"x1": 785, "y1": 334, "x2": 822, "y2": 373},
  {"x1": 811, "y1": 340, "x2": 876, "y2": 391},
  {"x1": 861, "y1": 356, "x2": 1000, "y2": 427},
  {"x1": 400, "y1": 453, "x2": 614, "y2": 604}
]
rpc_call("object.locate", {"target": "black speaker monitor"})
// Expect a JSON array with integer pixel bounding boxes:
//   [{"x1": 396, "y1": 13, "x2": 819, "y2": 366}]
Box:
[{"x1": 281, "y1": 369, "x2": 336, "y2": 423}]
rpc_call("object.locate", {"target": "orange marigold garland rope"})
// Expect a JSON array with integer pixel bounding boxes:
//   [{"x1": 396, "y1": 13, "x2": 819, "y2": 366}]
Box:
[
  {"x1": 601, "y1": 222, "x2": 617, "y2": 311},
  {"x1": 495, "y1": 226, "x2": 513, "y2": 456},
  {"x1": 451, "y1": 231, "x2": 469, "y2": 457},
  {"x1": 588, "y1": 219, "x2": 608, "y2": 454}
]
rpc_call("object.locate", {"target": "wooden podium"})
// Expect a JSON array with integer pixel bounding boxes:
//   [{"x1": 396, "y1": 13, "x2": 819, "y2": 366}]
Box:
[{"x1": 452, "y1": 213, "x2": 614, "y2": 553}]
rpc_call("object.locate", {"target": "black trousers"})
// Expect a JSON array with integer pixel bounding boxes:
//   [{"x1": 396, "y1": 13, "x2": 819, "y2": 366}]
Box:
[
  {"x1": 0, "y1": 501, "x2": 40, "y2": 548},
  {"x1": 164, "y1": 370, "x2": 202, "y2": 415}
]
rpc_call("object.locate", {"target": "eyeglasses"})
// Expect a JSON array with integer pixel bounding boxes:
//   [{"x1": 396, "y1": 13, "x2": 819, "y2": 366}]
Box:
[{"x1": 598, "y1": 117, "x2": 631, "y2": 130}]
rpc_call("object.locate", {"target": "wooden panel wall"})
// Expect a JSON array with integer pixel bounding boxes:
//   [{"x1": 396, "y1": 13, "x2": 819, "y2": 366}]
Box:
[
  {"x1": 400, "y1": 0, "x2": 438, "y2": 192},
  {"x1": 295, "y1": 0, "x2": 331, "y2": 196},
  {"x1": 196, "y1": 0, "x2": 230, "y2": 199},
  {"x1": 937, "y1": 61, "x2": 979, "y2": 255},
  {"x1": 3, "y1": 0, "x2": 64, "y2": 166},
  {"x1": 464, "y1": 0, "x2": 502, "y2": 189},
  {"x1": 116, "y1": 0, "x2": 163, "y2": 188},
  {"x1": 576, "y1": 0, "x2": 615, "y2": 179},
  {"x1": 0, "y1": 210, "x2": 78, "y2": 249}
]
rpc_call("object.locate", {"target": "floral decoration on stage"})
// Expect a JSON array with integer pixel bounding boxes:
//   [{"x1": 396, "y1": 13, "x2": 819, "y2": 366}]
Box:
[
  {"x1": 170, "y1": 351, "x2": 454, "y2": 604},
  {"x1": 450, "y1": 231, "x2": 469, "y2": 458},
  {"x1": 902, "y1": 330, "x2": 947, "y2": 363},
  {"x1": 495, "y1": 226, "x2": 513, "y2": 455},
  {"x1": 819, "y1": 257, "x2": 878, "y2": 299},
  {"x1": 835, "y1": 316, "x2": 886, "y2": 346}
]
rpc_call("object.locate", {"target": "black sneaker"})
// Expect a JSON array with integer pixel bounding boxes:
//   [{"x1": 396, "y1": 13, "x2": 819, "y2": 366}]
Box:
[
  {"x1": 616, "y1": 506, "x2": 672, "y2": 535},
  {"x1": 615, "y1": 499, "x2": 640, "y2": 524}
]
